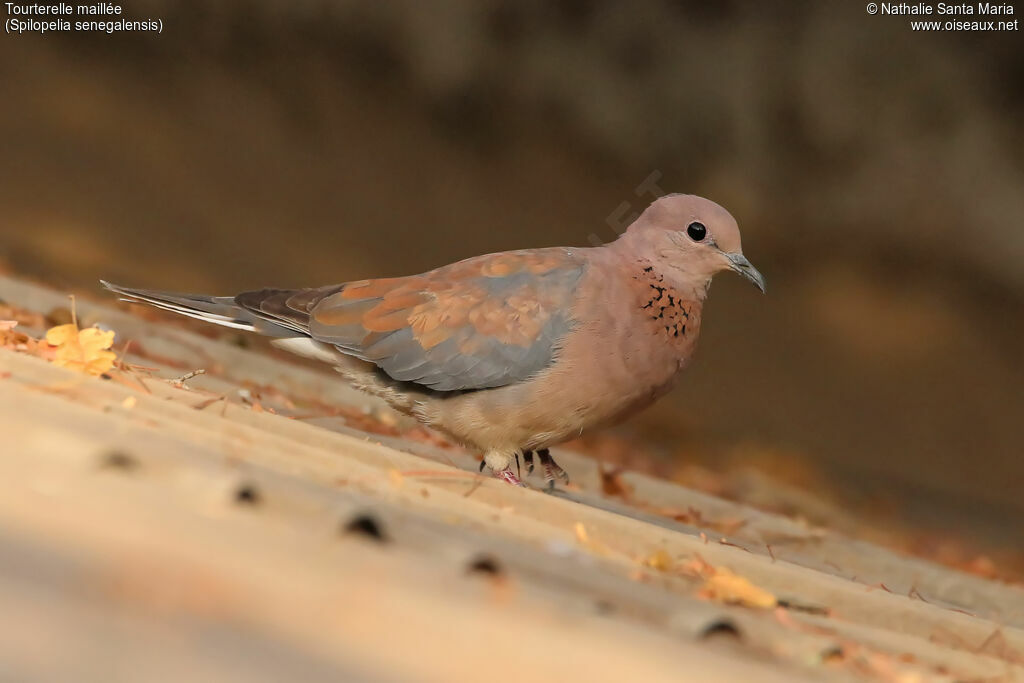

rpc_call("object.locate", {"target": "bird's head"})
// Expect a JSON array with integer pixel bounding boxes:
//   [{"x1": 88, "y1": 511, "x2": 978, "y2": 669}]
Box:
[{"x1": 621, "y1": 193, "x2": 766, "y2": 296}]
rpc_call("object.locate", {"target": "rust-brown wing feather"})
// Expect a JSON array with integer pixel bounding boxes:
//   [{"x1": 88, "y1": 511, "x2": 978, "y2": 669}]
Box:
[{"x1": 237, "y1": 249, "x2": 585, "y2": 392}]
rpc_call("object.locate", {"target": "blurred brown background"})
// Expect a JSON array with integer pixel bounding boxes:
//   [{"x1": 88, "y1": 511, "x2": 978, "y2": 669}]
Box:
[{"x1": 1, "y1": 1, "x2": 1022, "y2": 544}]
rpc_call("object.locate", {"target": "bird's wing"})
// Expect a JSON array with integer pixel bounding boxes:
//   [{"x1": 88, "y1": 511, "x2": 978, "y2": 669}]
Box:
[{"x1": 237, "y1": 249, "x2": 586, "y2": 392}]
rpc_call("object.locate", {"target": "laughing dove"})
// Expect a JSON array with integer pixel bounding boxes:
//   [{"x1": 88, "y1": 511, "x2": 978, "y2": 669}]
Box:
[{"x1": 103, "y1": 194, "x2": 764, "y2": 486}]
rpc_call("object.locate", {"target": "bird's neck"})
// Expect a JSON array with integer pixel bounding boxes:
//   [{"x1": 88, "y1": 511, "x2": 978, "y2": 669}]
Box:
[
  {"x1": 601, "y1": 241, "x2": 712, "y2": 305},
  {"x1": 628, "y1": 258, "x2": 705, "y2": 331},
  {"x1": 588, "y1": 244, "x2": 706, "y2": 358}
]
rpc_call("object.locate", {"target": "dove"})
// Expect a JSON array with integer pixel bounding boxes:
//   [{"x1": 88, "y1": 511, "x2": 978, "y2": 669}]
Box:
[{"x1": 103, "y1": 194, "x2": 764, "y2": 487}]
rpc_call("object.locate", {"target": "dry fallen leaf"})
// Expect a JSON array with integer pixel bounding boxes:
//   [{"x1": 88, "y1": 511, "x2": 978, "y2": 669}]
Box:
[
  {"x1": 45, "y1": 323, "x2": 117, "y2": 376},
  {"x1": 642, "y1": 549, "x2": 674, "y2": 572},
  {"x1": 599, "y1": 465, "x2": 633, "y2": 500},
  {"x1": 574, "y1": 522, "x2": 610, "y2": 556},
  {"x1": 1, "y1": 320, "x2": 28, "y2": 347},
  {"x1": 699, "y1": 567, "x2": 777, "y2": 609},
  {"x1": 388, "y1": 468, "x2": 405, "y2": 490},
  {"x1": 0, "y1": 303, "x2": 46, "y2": 328},
  {"x1": 680, "y1": 554, "x2": 716, "y2": 577}
]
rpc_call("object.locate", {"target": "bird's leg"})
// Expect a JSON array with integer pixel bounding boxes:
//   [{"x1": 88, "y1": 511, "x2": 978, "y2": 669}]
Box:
[
  {"x1": 522, "y1": 450, "x2": 535, "y2": 475},
  {"x1": 483, "y1": 450, "x2": 524, "y2": 487},
  {"x1": 537, "y1": 449, "x2": 569, "y2": 489}
]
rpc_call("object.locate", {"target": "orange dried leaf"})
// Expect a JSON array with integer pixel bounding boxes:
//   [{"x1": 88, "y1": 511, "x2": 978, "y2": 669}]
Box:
[
  {"x1": 45, "y1": 323, "x2": 117, "y2": 376},
  {"x1": 699, "y1": 567, "x2": 777, "y2": 609},
  {"x1": 599, "y1": 465, "x2": 633, "y2": 500},
  {"x1": 0, "y1": 303, "x2": 46, "y2": 328},
  {"x1": 0, "y1": 321, "x2": 27, "y2": 350},
  {"x1": 681, "y1": 555, "x2": 715, "y2": 577}
]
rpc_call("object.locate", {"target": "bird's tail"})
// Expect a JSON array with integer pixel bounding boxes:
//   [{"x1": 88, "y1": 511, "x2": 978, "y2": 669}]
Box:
[{"x1": 101, "y1": 280, "x2": 260, "y2": 332}]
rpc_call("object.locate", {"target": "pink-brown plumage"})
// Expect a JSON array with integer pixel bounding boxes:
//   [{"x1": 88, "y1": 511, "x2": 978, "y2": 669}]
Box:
[{"x1": 103, "y1": 194, "x2": 764, "y2": 486}]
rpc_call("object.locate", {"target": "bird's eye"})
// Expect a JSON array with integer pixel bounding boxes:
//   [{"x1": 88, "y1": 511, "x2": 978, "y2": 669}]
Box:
[{"x1": 686, "y1": 222, "x2": 707, "y2": 241}]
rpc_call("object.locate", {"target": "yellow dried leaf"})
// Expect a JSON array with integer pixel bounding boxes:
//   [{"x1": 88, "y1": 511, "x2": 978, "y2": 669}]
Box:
[
  {"x1": 45, "y1": 323, "x2": 117, "y2": 376},
  {"x1": 699, "y1": 567, "x2": 777, "y2": 609},
  {"x1": 642, "y1": 549, "x2": 674, "y2": 572},
  {"x1": 44, "y1": 323, "x2": 79, "y2": 346},
  {"x1": 78, "y1": 327, "x2": 115, "y2": 354},
  {"x1": 573, "y1": 522, "x2": 610, "y2": 556}
]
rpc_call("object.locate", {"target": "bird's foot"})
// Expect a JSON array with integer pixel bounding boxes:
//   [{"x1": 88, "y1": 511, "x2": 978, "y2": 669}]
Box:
[
  {"x1": 537, "y1": 449, "x2": 569, "y2": 490},
  {"x1": 480, "y1": 450, "x2": 566, "y2": 488},
  {"x1": 522, "y1": 450, "x2": 535, "y2": 475},
  {"x1": 494, "y1": 468, "x2": 524, "y2": 487},
  {"x1": 482, "y1": 450, "x2": 526, "y2": 487},
  {"x1": 521, "y1": 449, "x2": 569, "y2": 490}
]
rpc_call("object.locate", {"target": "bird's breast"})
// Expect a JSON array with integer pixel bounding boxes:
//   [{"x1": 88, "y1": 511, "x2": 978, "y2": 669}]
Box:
[
  {"x1": 628, "y1": 264, "x2": 704, "y2": 364},
  {"x1": 413, "y1": 256, "x2": 706, "y2": 451},
  {"x1": 534, "y1": 262, "x2": 704, "y2": 425}
]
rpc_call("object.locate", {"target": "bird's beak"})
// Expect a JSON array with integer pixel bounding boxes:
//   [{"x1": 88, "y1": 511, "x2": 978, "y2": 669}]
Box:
[{"x1": 726, "y1": 253, "x2": 766, "y2": 293}]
